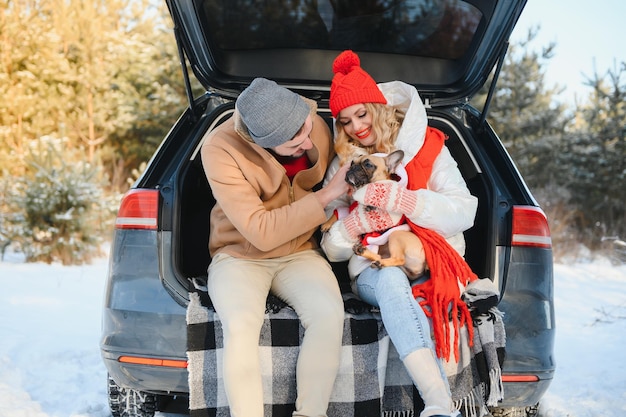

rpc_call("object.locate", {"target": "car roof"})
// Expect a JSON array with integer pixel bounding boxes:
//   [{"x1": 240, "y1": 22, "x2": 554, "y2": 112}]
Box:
[{"x1": 166, "y1": 0, "x2": 526, "y2": 105}]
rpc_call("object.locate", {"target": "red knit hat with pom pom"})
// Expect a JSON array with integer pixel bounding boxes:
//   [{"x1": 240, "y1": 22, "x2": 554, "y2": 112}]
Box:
[{"x1": 330, "y1": 50, "x2": 387, "y2": 117}]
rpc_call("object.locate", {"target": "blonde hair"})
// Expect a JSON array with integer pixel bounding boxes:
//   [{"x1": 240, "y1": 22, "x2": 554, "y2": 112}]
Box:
[{"x1": 334, "y1": 102, "x2": 406, "y2": 165}]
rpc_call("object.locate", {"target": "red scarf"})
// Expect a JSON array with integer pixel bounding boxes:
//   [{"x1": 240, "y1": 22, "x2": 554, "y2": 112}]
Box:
[
  {"x1": 405, "y1": 127, "x2": 477, "y2": 362},
  {"x1": 280, "y1": 154, "x2": 310, "y2": 180}
]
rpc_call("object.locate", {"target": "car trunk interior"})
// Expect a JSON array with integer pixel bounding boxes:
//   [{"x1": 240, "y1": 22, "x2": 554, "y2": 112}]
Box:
[{"x1": 175, "y1": 108, "x2": 493, "y2": 292}]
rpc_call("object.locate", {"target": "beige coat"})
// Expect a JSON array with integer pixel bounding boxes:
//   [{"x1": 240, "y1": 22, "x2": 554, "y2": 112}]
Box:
[{"x1": 201, "y1": 99, "x2": 333, "y2": 259}]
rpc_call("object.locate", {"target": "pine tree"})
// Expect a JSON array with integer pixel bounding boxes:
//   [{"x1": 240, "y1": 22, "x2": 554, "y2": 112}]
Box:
[
  {"x1": 472, "y1": 27, "x2": 569, "y2": 189},
  {"x1": 470, "y1": 29, "x2": 579, "y2": 255},
  {"x1": 1, "y1": 0, "x2": 188, "y2": 189},
  {"x1": 5, "y1": 136, "x2": 111, "y2": 264},
  {"x1": 0, "y1": 1, "x2": 68, "y2": 175},
  {"x1": 565, "y1": 63, "x2": 626, "y2": 241},
  {"x1": 0, "y1": 0, "x2": 188, "y2": 263}
]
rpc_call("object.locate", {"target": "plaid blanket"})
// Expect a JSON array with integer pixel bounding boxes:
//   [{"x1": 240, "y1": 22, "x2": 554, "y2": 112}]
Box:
[{"x1": 187, "y1": 284, "x2": 505, "y2": 417}]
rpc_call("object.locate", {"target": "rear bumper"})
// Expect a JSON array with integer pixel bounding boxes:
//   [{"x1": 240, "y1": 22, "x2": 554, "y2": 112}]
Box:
[
  {"x1": 100, "y1": 305, "x2": 188, "y2": 394},
  {"x1": 497, "y1": 246, "x2": 556, "y2": 407},
  {"x1": 500, "y1": 372, "x2": 553, "y2": 407},
  {"x1": 101, "y1": 229, "x2": 189, "y2": 394},
  {"x1": 102, "y1": 350, "x2": 189, "y2": 395}
]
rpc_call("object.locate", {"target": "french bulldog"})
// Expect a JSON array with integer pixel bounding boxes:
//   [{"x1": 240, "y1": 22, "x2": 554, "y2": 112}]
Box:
[{"x1": 322, "y1": 150, "x2": 427, "y2": 279}]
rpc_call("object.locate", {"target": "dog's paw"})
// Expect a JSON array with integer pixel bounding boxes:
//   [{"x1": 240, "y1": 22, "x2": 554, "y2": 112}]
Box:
[
  {"x1": 265, "y1": 294, "x2": 289, "y2": 314},
  {"x1": 320, "y1": 222, "x2": 333, "y2": 233},
  {"x1": 352, "y1": 242, "x2": 366, "y2": 255},
  {"x1": 320, "y1": 214, "x2": 338, "y2": 233},
  {"x1": 371, "y1": 260, "x2": 383, "y2": 269}
]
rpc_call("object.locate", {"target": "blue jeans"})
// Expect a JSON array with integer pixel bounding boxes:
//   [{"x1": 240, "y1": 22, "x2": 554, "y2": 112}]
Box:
[
  {"x1": 356, "y1": 266, "x2": 434, "y2": 360},
  {"x1": 358, "y1": 266, "x2": 455, "y2": 416}
]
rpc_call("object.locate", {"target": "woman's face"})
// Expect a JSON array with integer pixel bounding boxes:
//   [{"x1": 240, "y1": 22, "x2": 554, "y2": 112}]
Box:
[{"x1": 337, "y1": 103, "x2": 376, "y2": 147}]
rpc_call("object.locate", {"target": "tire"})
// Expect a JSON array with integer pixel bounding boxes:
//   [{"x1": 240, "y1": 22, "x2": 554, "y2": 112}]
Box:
[
  {"x1": 489, "y1": 403, "x2": 539, "y2": 417},
  {"x1": 108, "y1": 374, "x2": 158, "y2": 417}
]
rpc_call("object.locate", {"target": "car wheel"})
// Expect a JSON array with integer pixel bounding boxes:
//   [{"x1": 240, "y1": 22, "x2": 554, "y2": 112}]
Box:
[
  {"x1": 489, "y1": 403, "x2": 539, "y2": 417},
  {"x1": 108, "y1": 374, "x2": 158, "y2": 417}
]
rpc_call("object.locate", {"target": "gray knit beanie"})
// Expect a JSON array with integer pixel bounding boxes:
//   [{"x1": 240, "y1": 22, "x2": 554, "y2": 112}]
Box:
[{"x1": 236, "y1": 78, "x2": 310, "y2": 148}]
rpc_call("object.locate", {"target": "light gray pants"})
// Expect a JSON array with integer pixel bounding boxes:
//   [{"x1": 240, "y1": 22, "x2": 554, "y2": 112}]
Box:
[{"x1": 207, "y1": 250, "x2": 344, "y2": 417}]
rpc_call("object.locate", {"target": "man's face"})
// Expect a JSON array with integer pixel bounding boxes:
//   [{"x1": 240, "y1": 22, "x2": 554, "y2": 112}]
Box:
[{"x1": 271, "y1": 115, "x2": 314, "y2": 158}]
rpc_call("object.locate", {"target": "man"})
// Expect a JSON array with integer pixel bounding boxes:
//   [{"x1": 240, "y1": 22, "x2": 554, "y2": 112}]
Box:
[{"x1": 201, "y1": 78, "x2": 393, "y2": 417}]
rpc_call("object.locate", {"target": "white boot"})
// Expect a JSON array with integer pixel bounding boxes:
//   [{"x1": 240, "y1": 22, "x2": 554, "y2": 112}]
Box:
[{"x1": 402, "y1": 348, "x2": 458, "y2": 417}]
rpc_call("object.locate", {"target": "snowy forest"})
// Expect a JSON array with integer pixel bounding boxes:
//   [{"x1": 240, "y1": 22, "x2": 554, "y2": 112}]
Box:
[{"x1": 1, "y1": 0, "x2": 625, "y2": 265}]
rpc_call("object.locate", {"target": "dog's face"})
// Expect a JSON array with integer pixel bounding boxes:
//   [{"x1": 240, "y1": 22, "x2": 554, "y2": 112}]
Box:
[{"x1": 345, "y1": 150, "x2": 405, "y2": 189}]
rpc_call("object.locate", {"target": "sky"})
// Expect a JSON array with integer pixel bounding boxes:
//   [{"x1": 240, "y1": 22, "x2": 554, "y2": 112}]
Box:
[
  {"x1": 510, "y1": 0, "x2": 626, "y2": 105},
  {"x1": 1, "y1": 248, "x2": 625, "y2": 417}
]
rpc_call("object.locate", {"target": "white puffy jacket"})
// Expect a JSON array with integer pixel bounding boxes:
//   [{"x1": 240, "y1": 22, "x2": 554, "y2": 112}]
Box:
[{"x1": 320, "y1": 81, "x2": 478, "y2": 281}]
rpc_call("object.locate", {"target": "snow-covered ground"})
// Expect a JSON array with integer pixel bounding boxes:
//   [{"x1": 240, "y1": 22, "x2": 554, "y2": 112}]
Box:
[{"x1": 1, "y1": 248, "x2": 625, "y2": 417}]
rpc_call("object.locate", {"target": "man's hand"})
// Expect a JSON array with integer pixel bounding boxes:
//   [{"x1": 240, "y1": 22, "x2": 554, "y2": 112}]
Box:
[{"x1": 315, "y1": 163, "x2": 350, "y2": 208}]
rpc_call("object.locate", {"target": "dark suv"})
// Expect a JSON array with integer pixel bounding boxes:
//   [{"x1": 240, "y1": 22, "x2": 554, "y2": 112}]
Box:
[{"x1": 100, "y1": 1, "x2": 555, "y2": 416}]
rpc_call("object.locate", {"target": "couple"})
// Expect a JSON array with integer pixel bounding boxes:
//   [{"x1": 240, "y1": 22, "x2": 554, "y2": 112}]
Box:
[{"x1": 200, "y1": 50, "x2": 478, "y2": 417}]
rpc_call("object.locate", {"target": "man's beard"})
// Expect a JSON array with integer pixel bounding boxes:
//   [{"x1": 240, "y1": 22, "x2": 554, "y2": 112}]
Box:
[{"x1": 268, "y1": 149, "x2": 307, "y2": 162}]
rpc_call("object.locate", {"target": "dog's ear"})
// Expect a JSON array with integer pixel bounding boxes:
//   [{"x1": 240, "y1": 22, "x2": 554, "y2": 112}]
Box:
[
  {"x1": 336, "y1": 142, "x2": 368, "y2": 166},
  {"x1": 385, "y1": 150, "x2": 405, "y2": 173}
]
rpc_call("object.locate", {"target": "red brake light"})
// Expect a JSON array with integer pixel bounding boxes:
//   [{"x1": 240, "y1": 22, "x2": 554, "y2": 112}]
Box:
[
  {"x1": 118, "y1": 355, "x2": 187, "y2": 368},
  {"x1": 502, "y1": 374, "x2": 540, "y2": 382},
  {"x1": 511, "y1": 206, "x2": 551, "y2": 248},
  {"x1": 115, "y1": 189, "x2": 159, "y2": 230}
]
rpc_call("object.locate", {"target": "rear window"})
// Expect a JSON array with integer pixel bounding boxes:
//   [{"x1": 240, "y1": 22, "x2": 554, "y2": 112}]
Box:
[{"x1": 198, "y1": 0, "x2": 483, "y2": 61}]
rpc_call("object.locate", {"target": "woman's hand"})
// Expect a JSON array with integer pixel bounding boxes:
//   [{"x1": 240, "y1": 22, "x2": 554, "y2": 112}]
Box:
[
  {"x1": 352, "y1": 181, "x2": 419, "y2": 218},
  {"x1": 338, "y1": 203, "x2": 403, "y2": 241}
]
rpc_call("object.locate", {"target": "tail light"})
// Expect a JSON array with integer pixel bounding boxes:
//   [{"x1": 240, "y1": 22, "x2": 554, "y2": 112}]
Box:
[
  {"x1": 511, "y1": 206, "x2": 551, "y2": 248},
  {"x1": 118, "y1": 355, "x2": 187, "y2": 368},
  {"x1": 115, "y1": 189, "x2": 159, "y2": 230},
  {"x1": 502, "y1": 374, "x2": 540, "y2": 382}
]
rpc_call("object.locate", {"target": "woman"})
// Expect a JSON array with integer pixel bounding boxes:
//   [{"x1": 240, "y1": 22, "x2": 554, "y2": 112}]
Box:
[{"x1": 321, "y1": 50, "x2": 478, "y2": 417}]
